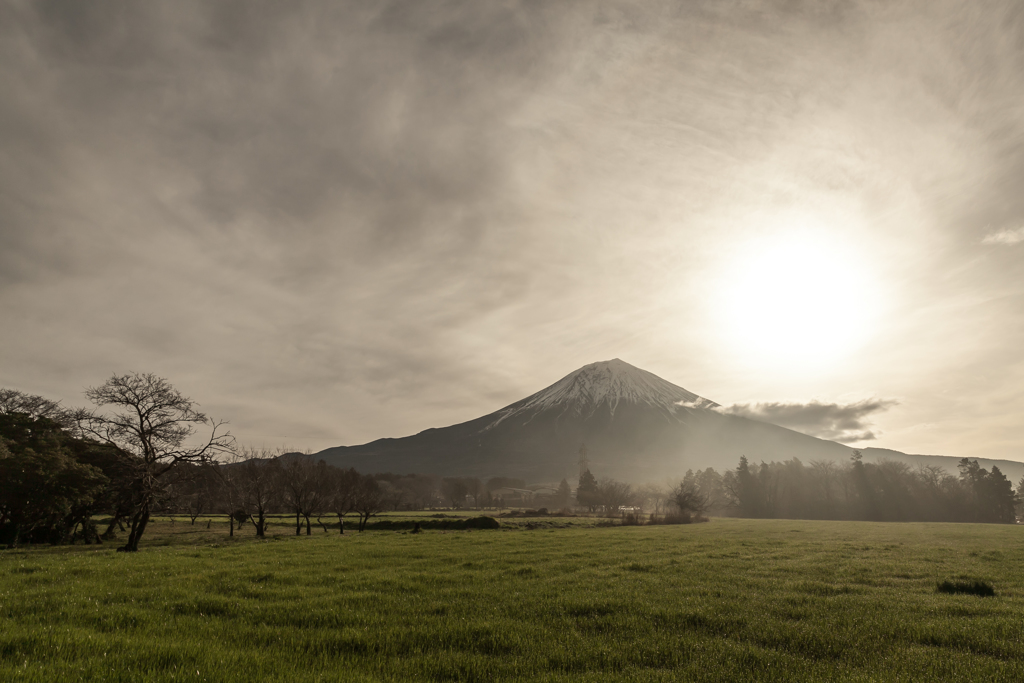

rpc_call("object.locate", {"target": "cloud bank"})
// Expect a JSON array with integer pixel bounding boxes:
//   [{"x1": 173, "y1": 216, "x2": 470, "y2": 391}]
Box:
[
  {"x1": 982, "y1": 227, "x2": 1024, "y2": 246},
  {"x1": 716, "y1": 399, "x2": 899, "y2": 443},
  {"x1": 0, "y1": 1, "x2": 1022, "y2": 460}
]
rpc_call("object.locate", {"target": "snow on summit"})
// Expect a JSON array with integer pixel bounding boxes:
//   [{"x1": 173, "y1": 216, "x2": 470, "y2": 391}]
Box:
[{"x1": 491, "y1": 359, "x2": 716, "y2": 424}]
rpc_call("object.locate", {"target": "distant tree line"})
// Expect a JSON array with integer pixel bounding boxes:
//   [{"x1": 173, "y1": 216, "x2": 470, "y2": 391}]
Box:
[
  {"x1": 574, "y1": 454, "x2": 1022, "y2": 525},
  {"x1": 575, "y1": 467, "x2": 712, "y2": 523},
  {"x1": 180, "y1": 461, "x2": 578, "y2": 535},
  {"x1": 700, "y1": 452, "x2": 1019, "y2": 523},
  {"x1": 4, "y1": 378, "x2": 1020, "y2": 549},
  {"x1": 0, "y1": 377, "x2": 582, "y2": 549}
]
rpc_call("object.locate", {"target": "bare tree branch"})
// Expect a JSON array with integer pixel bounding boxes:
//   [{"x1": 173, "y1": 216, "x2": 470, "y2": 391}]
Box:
[{"x1": 81, "y1": 372, "x2": 234, "y2": 551}]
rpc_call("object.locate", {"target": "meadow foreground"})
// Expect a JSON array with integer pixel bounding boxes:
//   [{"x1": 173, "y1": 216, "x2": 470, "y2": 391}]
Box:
[{"x1": 1, "y1": 517, "x2": 1022, "y2": 682}]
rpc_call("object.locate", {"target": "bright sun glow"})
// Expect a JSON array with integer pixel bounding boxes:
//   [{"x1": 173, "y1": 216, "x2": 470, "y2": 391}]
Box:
[{"x1": 715, "y1": 229, "x2": 880, "y2": 370}]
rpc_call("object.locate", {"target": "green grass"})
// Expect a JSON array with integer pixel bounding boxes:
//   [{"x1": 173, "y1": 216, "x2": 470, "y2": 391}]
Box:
[{"x1": 2, "y1": 518, "x2": 1023, "y2": 681}]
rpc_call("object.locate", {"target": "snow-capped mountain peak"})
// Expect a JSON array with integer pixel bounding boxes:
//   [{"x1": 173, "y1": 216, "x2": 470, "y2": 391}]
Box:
[{"x1": 488, "y1": 359, "x2": 716, "y2": 426}]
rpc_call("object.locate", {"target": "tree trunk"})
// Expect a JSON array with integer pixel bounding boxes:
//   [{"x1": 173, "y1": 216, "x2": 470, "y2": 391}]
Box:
[
  {"x1": 337, "y1": 514, "x2": 345, "y2": 535},
  {"x1": 305, "y1": 516, "x2": 311, "y2": 535},
  {"x1": 134, "y1": 509, "x2": 150, "y2": 550},
  {"x1": 102, "y1": 515, "x2": 122, "y2": 540},
  {"x1": 7, "y1": 522, "x2": 21, "y2": 549},
  {"x1": 229, "y1": 515, "x2": 234, "y2": 537},
  {"x1": 123, "y1": 513, "x2": 140, "y2": 552},
  {"x1": 123, "y1": 506, "x2": 150, "y2": 552},
  {"x1": 251, "y1": 512, "x2": 266, "y2": 538},
  {"x1": 295, "y1": 511, "x2": 301, "y2": 536}
]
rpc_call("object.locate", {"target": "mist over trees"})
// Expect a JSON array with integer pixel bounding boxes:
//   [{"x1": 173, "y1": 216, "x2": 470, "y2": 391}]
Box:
[{"x1": 722, "y1": 452, "x2": 1017, "y2": 523}]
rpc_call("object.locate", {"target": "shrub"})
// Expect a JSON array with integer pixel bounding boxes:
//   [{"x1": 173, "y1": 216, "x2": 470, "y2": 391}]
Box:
[
  {"x1": 936, "y1": 579, "x2": 995, "y2": 597},
  {"x1": 663, "y1": 511, "x2": 691, "y2": 525},
  {"x1": 463, "y1": 516, "x2": 501, "y2": 530},
  {"x1": 364, "y1": 516, "x2": 500, "y2": 531},
  {"x1": 645, "y1": 511, "x2": 709, "y2": 525},
  {"x1": 621, "y1": 512, "x2": 644, "y2": 526}
]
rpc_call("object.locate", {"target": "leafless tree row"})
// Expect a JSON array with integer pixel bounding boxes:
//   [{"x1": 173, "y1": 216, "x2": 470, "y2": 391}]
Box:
[{"x1": 170, "y1": 449, "x2": 388, "y2": 537}]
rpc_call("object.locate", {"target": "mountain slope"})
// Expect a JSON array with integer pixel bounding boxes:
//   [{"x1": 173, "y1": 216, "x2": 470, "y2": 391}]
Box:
[
  {"x1": 314, "y1": 359, "x2": 1024, "y2": 483},
  {"x1": 314, "y1": 359, "x2": 855, "y2": 481}
]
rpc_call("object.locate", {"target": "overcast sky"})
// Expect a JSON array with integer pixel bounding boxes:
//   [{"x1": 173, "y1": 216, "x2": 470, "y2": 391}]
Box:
[{"x1": 2, "y1": 0, "x2": 1022, "y2": 461}]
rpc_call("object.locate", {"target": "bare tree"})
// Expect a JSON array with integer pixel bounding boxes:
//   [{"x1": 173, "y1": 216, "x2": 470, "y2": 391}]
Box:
[
  {"x1": 465, "y1": 478, "x2": 483, "y2": 509},
  {"x1": 304, "y1": 460, "x2": 332, "y2": 533},
  {"x1": 327, "y1": 467, "x2": 361, "y2": 534},
  {"x1": 635, "y1": 483, "x2": 668, "y2": 515},
  {"x1": 596, "y1": 479, "x2": 634, "y2": 515},
  {"x1": 76, "y1": 373, "x2": 233, "y2": 551},
  {"x1": 281, "y1": 455, "x2": 318, "y2": 536},
  {"x1": 211, "y1": 462, "x2": 242, "y2": 537},
  {"x1": 441, "y1": 478, "x2": 470, "y2": 509},
  {"x1": 230, "y1": 447, "x2": 281, "y2": 538},
  {"x1": 0, "y1": 388, "x2": 75, "y2": 429},
  {"x1": 378, "y1": 480, "x2": 407, "y2": 512},
  {"x1": 688, "y1": 468, "x2": 727, "y2": 514},
  {"x1": 169, "y1": 464, "x2": 220, "y2": 525},
  {"x1": 392, "y1": 474, "x2": 439, "y2": 510},
  {"x1": 671, "y1": 480, "x2": 710, "y2": 518},
  {"x1": 352, "y1": 475, "x2": 384, "y2": 532},
  {"x1": 314, "y1": 462, "x2": 337, "y2": 532}
]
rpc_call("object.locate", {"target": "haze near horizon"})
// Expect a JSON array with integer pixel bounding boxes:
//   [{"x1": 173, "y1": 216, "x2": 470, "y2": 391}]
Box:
[{"x1": 1, "y1": 1, "x2": 1022, "y2": 462}]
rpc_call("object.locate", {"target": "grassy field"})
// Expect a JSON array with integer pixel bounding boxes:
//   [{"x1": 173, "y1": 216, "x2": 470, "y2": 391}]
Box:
[{"x1": 2, "y1": 517, "x2": 1023, "y2": 682}]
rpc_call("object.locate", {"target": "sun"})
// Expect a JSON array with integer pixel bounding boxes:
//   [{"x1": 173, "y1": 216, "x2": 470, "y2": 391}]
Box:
[{"x1": 714, "y1": 230, "x2": 880, "y2": 370}]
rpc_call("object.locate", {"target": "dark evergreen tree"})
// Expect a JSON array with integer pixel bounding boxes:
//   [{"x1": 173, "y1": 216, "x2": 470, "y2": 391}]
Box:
[
  {"x1": 734, "y1": 456, "x2": 764, "y2": 517},
  {"x1": 555, "y1": 478, "x2": 572, "y2": 508},
  {"x1": 848, "y1": 451, "x2": 876, "y2": 520},
  {"x1": 576, "y1": 468, "x2": 599, "y2": 511}
]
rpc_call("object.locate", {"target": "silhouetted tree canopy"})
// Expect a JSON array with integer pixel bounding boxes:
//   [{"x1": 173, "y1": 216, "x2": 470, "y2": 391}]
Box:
[{"x1": 0, "y1": 411, "x2": 127, "y2": 547}]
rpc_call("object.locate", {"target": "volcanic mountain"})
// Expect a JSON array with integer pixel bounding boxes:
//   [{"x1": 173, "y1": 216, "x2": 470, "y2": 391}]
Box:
[{"x1": 313, "y1": 359, "x2": 868, "y2": 482}]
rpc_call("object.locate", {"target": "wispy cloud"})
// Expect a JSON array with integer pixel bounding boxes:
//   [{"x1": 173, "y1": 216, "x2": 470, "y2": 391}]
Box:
[
  {"x1": 982, "y1": 227, "x2": 1024, "y2": 246},
  {"x1": 715, "y1": 399, "x2": 899, "y2": 443},
  {"x1": 0, "y1": 0, "x2": 1021, "y2": 460},
  {"x1": 676, "y1": 397, "x2": 719, "y2": 410}
]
